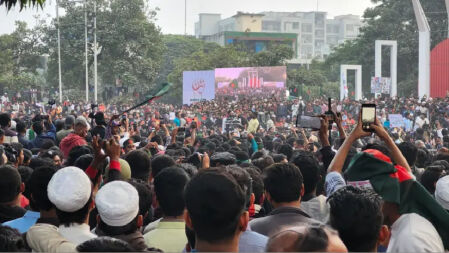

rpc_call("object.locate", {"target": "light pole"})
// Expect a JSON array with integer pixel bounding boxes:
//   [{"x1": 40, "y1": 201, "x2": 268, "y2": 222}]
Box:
[
  {"x1": 56, "y1": 0, "x2": 62, "y2": 103},
  {"x1": 84, "y1": 0, "x2": 89, "y2": 102},
  {"x1": 184, "y1": 0, "x2": 187, "y2": 35},
  {"x1": 93, "y1": 0, "x2": 98, "y2": 103}
]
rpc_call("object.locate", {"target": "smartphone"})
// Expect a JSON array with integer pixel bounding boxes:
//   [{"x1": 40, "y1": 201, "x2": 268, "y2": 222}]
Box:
[
  {"x1": 361, "y1": 104, "x2": 376, "y2": 132},
  {"x1": 297, "y1": 116, "x2": 321, "y2": 130}
]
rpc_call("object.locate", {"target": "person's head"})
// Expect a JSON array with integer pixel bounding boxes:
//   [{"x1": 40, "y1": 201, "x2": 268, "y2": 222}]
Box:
[
  {"x1": 74, "y1": 118, "x2": 88, "y2": 138},
  {"x1": 64, "y1": 115, "x2": 75, "y2": 130},
  {"x1": 0, "y1": 225, "x2": 27, "y2": 252},
  {"x1": 0, "y1": 165, "x2": 24, "y2": 206},
  {"x1": 124, "y1": 150, "x2": 151, "y2": 182},
  {"x1": 154, "y1": 167, "x2": 190, "y2": 217},
  {"x1": 184, "y1": 169, "x2": 247, "y2": 247},
  {"x1": 292, "y1": 152, "x2": 321, "y2": 197},
  {"x1": 272, "y1": 154, "x2": 288, "y2": 163},
  {"x1": 416, "y1": 148, "x2": 431, "y2": 168},
  {"x1": 266, "y1": 225, "x2": 347, "y2": 252},
  {"x1": 76, "y1": 237, "x2": 135, "y2": 252},
  {"x1": 0, "y1": 113, "x2": 11, "y2": 128},
  {"x1": 245, "y1": 166, "x2": 264, "y2": 205},
  {"x1": 328, "y1": 186, "x2": 387, "y2": 252},
  {"x1": 66, "y1": 145, "x2": 92, "y2": 166},
  {"x1": 28, "y1": 166, "x2": 56, "y2": 212},
  {"x1": 123, "y1": 139, "x2": 136, "y2": 154},
  {"x1": 252, "y1": 156, "x2": 274, "y2": 172},
  {"x1": 74, "y1": 154, "x2": 94, "y2": 171},
  {"x1": 263, "y1": 163, "x2": 304, "y2": 207},
  {"x1": 32, "y1": 121, "x2": 44, "y2": 135},
  {"x1": 397, "y1": 142, "x2": 418, "y2": 167},
  {"x1": 435, "y1": 175, "x2": 449, "y2": 211},
  {"x1": 293, "y1": 139, "x2": 305, "y2": 150},
  {"x1": 150, "y1": 155, "x2": 175, "y2": 180},
  {"x1": 47, "y1": 166, "x2": 93, "y2": 226},
  {"x1": 278, "y1": 144, "x2": 293, "y2": 161},
  {"x1": 128, "y1": 179, "x2": 152, "y2": 219},
  {"x1": 40, "y1": 149, "x2": 63, "y2": 167},
  {"x1": 15, "y1": 120, "x2": 26, "y2": 134},
  {"x1": 210, "y1": 152, "x2": 236, "y2": 167},
  {"x1": 420, "y1": 166, "x2": 446, "y2": 195},
  {"x1": 96, "y1": 181, "x2": 141, "y2": 236},
  {"x1": 224, "y1": 165, "x2": 252, "y2": 210},
  {"x1": 23, "y1": 149, "x2": 32, "y2": 166}
]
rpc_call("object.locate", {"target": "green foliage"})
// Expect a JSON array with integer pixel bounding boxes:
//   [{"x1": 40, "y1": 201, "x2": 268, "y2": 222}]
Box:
[
  {"x1": 323, "y1": 0, "x2": 448, "y2": 98},
  {"x1": 42, "y1": 0, "x2": 164, "y2": 100},
  {"x1": 250, "y1": 44, "x2": 294, "y2": 66},
  {"x1": 0, "y1": 0, "x2": 44, "y2": 11},
  {"x1": 287, "y1": 67, "x2": 327, "y2": 87}
]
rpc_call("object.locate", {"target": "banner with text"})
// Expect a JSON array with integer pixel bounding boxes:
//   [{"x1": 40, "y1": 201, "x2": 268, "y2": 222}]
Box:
[{"x1": 183, "y1": 70, "x2": 215, "y2": 105}]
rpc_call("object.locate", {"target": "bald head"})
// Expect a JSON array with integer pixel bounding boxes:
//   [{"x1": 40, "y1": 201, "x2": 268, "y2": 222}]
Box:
[{"x1": 266, "y1": 225, "x2": 347, "y2": 252}]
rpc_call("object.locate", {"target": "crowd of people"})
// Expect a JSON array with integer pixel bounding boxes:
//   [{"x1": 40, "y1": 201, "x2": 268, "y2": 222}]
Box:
[{"x1": 0, "y1": 92, "x2": 449, "y2": 252}]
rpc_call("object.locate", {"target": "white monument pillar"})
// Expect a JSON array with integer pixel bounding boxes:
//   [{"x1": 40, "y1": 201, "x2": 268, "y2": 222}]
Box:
[
  {"x1": 411, "y1": 0, "x2": 431, "y2": 98},
  {"x1": 375, "y1": 40, "x2": 398, "y2": 97},
  {"x1": 340, "y1": 65, "x2": 362, "y2": 101}
]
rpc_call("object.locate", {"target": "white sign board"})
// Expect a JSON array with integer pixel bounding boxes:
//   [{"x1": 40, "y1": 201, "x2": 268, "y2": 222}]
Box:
[{"x1": 389, "y1": 114, "x2": 404, "y2": 128}]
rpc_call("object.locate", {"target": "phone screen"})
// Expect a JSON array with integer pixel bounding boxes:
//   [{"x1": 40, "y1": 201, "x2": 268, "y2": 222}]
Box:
[
  {"x1": 362, "y1": 106, "x2": 376, "y2": 124},
  {"x1": 297, "y1": 116, "x2": 321, "y2": 130}
]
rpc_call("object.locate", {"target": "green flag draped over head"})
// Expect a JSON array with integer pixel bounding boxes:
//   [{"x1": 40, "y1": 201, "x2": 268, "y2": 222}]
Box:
[{"x1": 344, "y1": 149, "x2": 449, "y2": 249}]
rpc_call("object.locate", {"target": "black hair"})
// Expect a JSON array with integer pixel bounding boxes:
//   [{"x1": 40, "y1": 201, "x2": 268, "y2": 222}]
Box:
[
  {"x1": 244, "y1": 166, "x2": 264, "y2": 205},
  {"x1": 184, "y1": 169, "x2": 245, "y2": 243},
  {"x1": 74, "y1": 154, "x2": 94, "y2": 171},
  {"x1": 328, "y1": 186, "x2": 383, "y2": 252},
  {"x1": 23, "y1": 149, "x2": 32, "y2": 164},
  {"x1": 76, "y1": 236, "x2": 135, "y2": 252},
  {"x1": 56, "y1": 197, "x2": 93, "y2": 227},
  {"x1": 32, "y1": 121, "x2": 44, "y2": 135},
  {"x1": 0, "y1": 113, "x2": 11, "y2": 128},
  {"x1": 16, "y1": 120, "x2": 26, "y2": 134},
  {"x1": 278, "y1": 144, "x2": 294, "y2": 161},
  {"x1": 150, "y1": 135, "x2": 163, "y2": 146},
  {"x1": 29, "y1": 157, "x2": 55, "y2": 170},
  {"x1": 128, "y1": 179, "x2": 152, "y2": 218},
  {"x1": 292, "y1": 152, "x2": 321, "y2": 197},
  {"x1": 154, "y1": 167, "x2": 190, "y2": 217},
  {"x1": 420, "y1": 166, "x2": 446, "y2": 195},
  {"x1": 416, "y1": 148, "x2": 431, "y2": 168},
  {"x1": 66, "y1": 145, "x2": 93, "y2": 166},
  {"x1": 210, "y1": 152, "x2": 236, "y2": 167},
  {"x1": 0, "y1": 225, "x2": 27, "y2": 252},
  {"x1": 224, "y1": 165, "x2": 252, "y2": 210},
  {"x1": 28, "y1": 166, "x2": 56, "y2": 211},
  {"x1": 0, "y1": 165, "x2": 22, "y2": 203},
  {"x1": 272, "y1": 154, "x2": 287, "y2": 163},
  {"x1": 263, "y1": 163, "x2": 303, "y2": 203},
  {"x1": 18, "y1": 166, "x2": 33, "y2": 200},
  {"x1": 397, "y1": 142, "x2": 418, "y2": 167},
  {"x1": 252, "y1": 156, "x2": 274, "y2": 172},
  {"x1": 178, "y1": 163, "x2": 198, "y2": 178},
  {"x1": 40, "y1": 140, "x2": 56, "y2": 151},
  {"x1": 124, "y1": 150, "x2": 151, "y2": 181},
  {"x1": 151, "y1": 155, "x2": 175, "y2": 178},
  {"x1": 123, "y1": 139, "x2": 134, "y2": 150},
  {"x1": 55, "y1": 120, "x2": 64, "y2": 133},
  {"x1": 251, "y1": 150, "x2": 265, "y2": 160},
  {"x1": 362, "y1": 142, "x2": 391, "y2": 159}
]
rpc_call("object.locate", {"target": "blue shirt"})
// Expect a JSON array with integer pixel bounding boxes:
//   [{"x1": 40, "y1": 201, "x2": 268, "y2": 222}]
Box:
[
  {"x1": 174, "y1": 117, "x2": 181, "y2": 127},
  {"x1": 239, "y1": 230, "x2": 268, "y2": 252},
  {"x1": 2, "y1": 210, "x2": 40, "y2": 233}
]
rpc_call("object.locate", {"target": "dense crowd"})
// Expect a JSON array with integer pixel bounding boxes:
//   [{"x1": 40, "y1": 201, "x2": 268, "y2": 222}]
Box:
[{"x1": 0, "y1": 93, "x2": 449, "y2": 252}]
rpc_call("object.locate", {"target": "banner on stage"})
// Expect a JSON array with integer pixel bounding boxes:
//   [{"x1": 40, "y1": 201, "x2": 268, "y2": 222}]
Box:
[{"x1": 183, "y1": 70, "x2": 215, "y2": 105}]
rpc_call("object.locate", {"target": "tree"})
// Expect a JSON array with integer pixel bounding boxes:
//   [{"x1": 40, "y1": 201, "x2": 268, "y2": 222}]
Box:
[
  {"x1": 0, "y1": 0, "x2": 44, "y2": 11},
  {"x1": 323, "y1": 0, "x2": 448, "y2": 98},
  {"x1": 250, "y1": 44, "x2": 294, "y2": 67},
  {"x1": 42, "y1": 0, "x2": 164, "y2": 101}
]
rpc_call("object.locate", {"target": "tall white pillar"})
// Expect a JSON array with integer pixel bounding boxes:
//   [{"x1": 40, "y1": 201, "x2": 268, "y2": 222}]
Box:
[
  {"x1": 411, "y1": 0, "x2": 431, "y2": 98},
  {"x1": 375, "y1": 40, "x2": 397, "y2": 97},
  {"x1": 340, "y1": 65, "x2": 362, "y2": 101}
]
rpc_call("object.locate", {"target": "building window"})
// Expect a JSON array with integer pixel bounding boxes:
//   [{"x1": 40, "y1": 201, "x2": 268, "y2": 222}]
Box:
[
  {"x1": 315, "y1": 29, "x2": 324, "y2": 38},
  {"x1": 302, "y1": 34, "x2": 313, "y2": 44},
  {"x1": 292, "y1": 22, "x2": 299, "y2": 29},
  {"x1": 302, "y1": 23, "x2": 313, "y2": 33},
  {"x1": 262, "y1": 21, "x2": 281, "y2": 31},
  {"x1": 326, "y1": 24, "x2": 339, "y2": 34},
  {"x1": 346, "y1": 24, "x2": 354, "y2": 32}
]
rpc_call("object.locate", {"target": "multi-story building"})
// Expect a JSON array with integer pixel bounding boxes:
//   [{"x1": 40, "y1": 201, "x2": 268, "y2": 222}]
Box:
[{"x1": 195, "y1": 11, "x2": 363, "y2": 64}]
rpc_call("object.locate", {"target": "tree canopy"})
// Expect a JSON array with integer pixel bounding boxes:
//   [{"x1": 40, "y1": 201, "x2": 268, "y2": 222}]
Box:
[{"x1": 0, "y1": 0, "x2": 44, "y2": 11}]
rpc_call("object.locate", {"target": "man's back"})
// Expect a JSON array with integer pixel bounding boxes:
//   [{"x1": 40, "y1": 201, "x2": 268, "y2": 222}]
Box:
[
  {"x1": 144, "y1": 220, "x2": 187, "y2": 252},
  {"x1": 387, "y1": 213, "x2": 443, "y2": 253},
  {"x1": 249, "y1": 206, "x2": 319, "y2": 236}
]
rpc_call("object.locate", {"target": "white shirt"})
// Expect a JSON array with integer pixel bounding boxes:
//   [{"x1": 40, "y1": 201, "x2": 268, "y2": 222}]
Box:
[
  {"x1": 387, "y1": 213, "x2": 443, "y2": 253},
  {"x1": 58, "y1": 223, "x2": 97, "y2": 245},
  {"x1": 301, "y1": 195, "x2": 329, "y2": 223}
]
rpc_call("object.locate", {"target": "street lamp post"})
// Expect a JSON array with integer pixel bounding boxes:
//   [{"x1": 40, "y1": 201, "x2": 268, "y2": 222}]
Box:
[
  {"x1": 85, "y1": 0, "x2": 89, "y2": 102},
  {"x1": 93, "y1": 0, "x2": 98, "y2": 103},
  {"x1": 56, "y1": 0, "x2": 62, "y2": 103}
]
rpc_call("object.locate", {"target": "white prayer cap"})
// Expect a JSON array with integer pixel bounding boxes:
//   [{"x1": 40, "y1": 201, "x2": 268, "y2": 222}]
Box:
[
  {"x1": 47, "y1": 166, "x2": 92, "y2": 212},
  {"x1": 435, "y1": 176, "x2": 449, "y2": 210},
  {"x1": 95, "y1": 181, "x2": 139, "y2": 227}
]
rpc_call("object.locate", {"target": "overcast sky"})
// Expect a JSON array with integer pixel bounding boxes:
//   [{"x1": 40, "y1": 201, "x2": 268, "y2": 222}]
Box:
[{"x1": 0, "y1": 0, "x2": 375, "y2": 35}]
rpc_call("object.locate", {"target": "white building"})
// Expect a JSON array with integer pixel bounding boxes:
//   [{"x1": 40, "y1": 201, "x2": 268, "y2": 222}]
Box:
[{"x1": 195, "y1": 12, "x2": 363, "y2": 64}]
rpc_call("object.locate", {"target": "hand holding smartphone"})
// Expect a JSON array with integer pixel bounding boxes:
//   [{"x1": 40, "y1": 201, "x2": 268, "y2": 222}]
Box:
[{"x1": 361, "y1": 104, "x2": 376, "y2": 132}]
